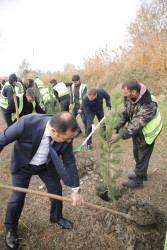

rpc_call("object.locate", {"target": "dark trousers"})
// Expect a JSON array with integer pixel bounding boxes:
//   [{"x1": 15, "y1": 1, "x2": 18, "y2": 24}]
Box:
[
  {"x1": 60, "y1": 97, "x2": 70, "y2": 112},
  {"x1": 133, "y1": 138, "x2": 155, "y2": 178},
  {"x1": 86, "y1": 112, "x2": 106, "y2": 145},
  {"x1": 72, "y1": 106, "x2": 87, "y2": 133},
  {"x1": 1, "y1": 109, "x2": 13, "y2": 127},
  {"x1": 5, "y1": 164, "x2": 62, "y2": 232}
]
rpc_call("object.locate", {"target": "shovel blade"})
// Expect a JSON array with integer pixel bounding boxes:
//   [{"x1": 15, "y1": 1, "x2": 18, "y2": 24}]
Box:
[{"x1": 75, "y1": 145, "x2": 84, "y2": 152}]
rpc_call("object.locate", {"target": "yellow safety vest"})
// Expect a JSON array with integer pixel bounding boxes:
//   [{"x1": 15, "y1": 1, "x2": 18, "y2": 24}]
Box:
[
  {"x1": 53, "y1": 82, "x2": 69, "y2": 98},
  {"x1": 15, "y1": 82, "x2": 24, "y2": 95},
  {"x1": 35, "y1": 79, "x2": 45, "y2": 89},
  {"x1": 40, "y1": 88, "x2": 52, "y2": 105},
  {"x1": 0, "y1": 82, "x2": 14, "y2": 109},
  {"x1": 142, "y1": 95, "x2": 162, "y2": 144},
  {"x1": 72, "y1": 83, "x2": 87, "y2": 105},
  {"x1": 12, "y1": 94, "x2": 36, "y2": 121}
]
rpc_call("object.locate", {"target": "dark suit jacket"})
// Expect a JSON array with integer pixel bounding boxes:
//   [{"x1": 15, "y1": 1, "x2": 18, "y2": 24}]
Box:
[{"x1": 0, "y1": 113, "x2": 79, "y2": 187}]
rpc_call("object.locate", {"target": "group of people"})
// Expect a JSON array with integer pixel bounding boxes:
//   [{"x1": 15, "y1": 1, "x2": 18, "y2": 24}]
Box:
[
  {"x1": 0, "y1": 75, "x2": 162, "y2": 249},
  {"x1": 0, "y1": 74, "x2": 112, "y2": 151}
]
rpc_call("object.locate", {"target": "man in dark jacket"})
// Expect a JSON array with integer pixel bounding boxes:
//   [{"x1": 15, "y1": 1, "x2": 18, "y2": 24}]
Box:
[
  {"x1": 82, "y1": 87, "x2": 111, "y2": 150},
  {"x1": 0, "y1": 112, "x2": 84, "y2": 249},
  {"x1": 69, "y1": 75, "x2": 88, "y2": 138},
  {"x1": 110, "y1": 79, "x2": 162, "y2": 189},
  {"x1": 5, "y1": 88, "x2": 45, "y2": 126},
  {"x1": 21, "y1": 78, "x2": 29, "y2": 93},
  {"x1": 0, "y1": 74, "x2": 18, "y2": 123},
  {"x1": 49, "y1": 79, "x2": 70, "y2": 112}
]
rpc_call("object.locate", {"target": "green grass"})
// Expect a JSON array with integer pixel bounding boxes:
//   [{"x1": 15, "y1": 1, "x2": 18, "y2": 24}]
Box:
[{"x1": 159, "y1": 97, "x2": 167, "y2": 133}]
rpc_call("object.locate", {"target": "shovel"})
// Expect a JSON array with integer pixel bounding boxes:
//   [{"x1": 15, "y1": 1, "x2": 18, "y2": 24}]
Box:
[
  {"x1": 0, "y1": 184, "x2": 135, "y2": 221},
  {"x1": 13, "y1": 94, "x2": 19, "y2": 120},
  {"x1": 0, "y1": 184, "x2": 149, "y2": 226},
  {"x1": 0, "y1": 169, "x2": 159, "y2": 226},
  {"x1": 75, "y1": 116, "x2": 105, "y2": 152}
]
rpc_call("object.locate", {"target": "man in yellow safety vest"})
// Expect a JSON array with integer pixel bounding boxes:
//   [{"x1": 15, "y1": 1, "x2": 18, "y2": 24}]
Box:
[
  {"x1": 4, "y1": 88, "x2": 45, "y2": 126},
  {"x1": 110, "y1": 79, "x2": 162, "y2": 189},
  {"x1": 0, "y1": 73, "x2": 18, "y2": 124},
  {"x1": 49, "y1": 79, "x2": 70, "y2": 112},
  {"x1": 69, "y1": 75, "x2": 88, "y2": 138}
]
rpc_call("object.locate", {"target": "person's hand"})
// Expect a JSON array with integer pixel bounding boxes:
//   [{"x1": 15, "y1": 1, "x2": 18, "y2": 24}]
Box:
[
  {"x1": 91, "y1": 124, "x2": 96, "y2": 131},
  {"x1": 77, "y1": 109, "x2": 82, "y2": 114},
  {"x1": 109, "y1": 133, "x2": 119, "y2": 144},
  {"x1": 71, "y1": 192, "x2": 84, "y2": 207},
  {"x1": 69, "y1": 104, "x2": 73, "y2": 109},
  {"x1": 112, "y1": 129, "x2": 117, "y2": 135}
]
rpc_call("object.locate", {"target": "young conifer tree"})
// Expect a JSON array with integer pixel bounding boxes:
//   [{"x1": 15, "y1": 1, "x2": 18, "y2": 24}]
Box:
[
  {"x1": 97, "y1": 91, "x2": 123, "y2": 202},
  {"x1": 45, "y1": 86, "x2": 60, "y2": 114}
]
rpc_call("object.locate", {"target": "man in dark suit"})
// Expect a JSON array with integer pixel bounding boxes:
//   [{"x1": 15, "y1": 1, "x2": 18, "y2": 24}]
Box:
[
  {"x1": 0, "y1": 112, "x2": 84, "y2": 249},
  {"x1": 82, "y1": 87, "x2": 111, "y2": 150}
]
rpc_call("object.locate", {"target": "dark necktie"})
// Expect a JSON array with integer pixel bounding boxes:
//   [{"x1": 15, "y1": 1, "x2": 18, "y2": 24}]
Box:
[{"x1": 49, "y1": 137, "x2": 72, "y2": 187}]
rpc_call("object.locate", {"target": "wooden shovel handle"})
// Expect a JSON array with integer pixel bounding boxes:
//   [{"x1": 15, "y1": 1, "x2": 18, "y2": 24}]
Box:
[
  {"x1": 0, "y1": 184, "x2": 134, "y2": 221},
  {"x1": 13, "y1": 94, "x2": 19, "y2": 120}
]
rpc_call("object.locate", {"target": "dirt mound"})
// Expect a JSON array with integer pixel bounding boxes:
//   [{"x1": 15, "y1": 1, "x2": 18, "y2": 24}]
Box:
[
  {"x1": 76, "y1": 155, "x2": 167, "y2": 249},
  {"x1": 95, "y1": 193, "x2": 167, "y2": 250}
]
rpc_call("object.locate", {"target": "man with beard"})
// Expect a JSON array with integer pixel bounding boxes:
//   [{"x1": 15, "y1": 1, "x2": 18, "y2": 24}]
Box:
[{"x1": 110, "y1": 79, "x2": 162, "y2": 189}]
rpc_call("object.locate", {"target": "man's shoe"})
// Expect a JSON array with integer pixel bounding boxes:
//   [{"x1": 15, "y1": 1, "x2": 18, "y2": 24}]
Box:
[
  {"x1": 128, "y1": 173, "x2": 148, "y2": 181},
  {"x1": 75, "y1": 130, "x2": 82, "y2": 138},
  {"x1": 6, "y1": 231, "x2": 19, "y2": 249},
  {"x1": 87, "y1": 144, "x2": 92, "y2": 151},
  {"x1": 50, "y1": 217, "x2": 73, "y2": 230},
  {"x1": 122, "y1": 179, "x2": 143, "y2": 189},
  {"x1": 83, "y1": 133, "x2": 87, "y2": 138}
]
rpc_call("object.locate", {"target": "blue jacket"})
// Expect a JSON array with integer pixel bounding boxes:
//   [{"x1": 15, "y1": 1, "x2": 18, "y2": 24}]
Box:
[
  {"x1": 0, "y1": 113, "x2": 79, "y2": 187},
  {"x1": 82, "y1": 88, "x2": 111, "y2": 124}
]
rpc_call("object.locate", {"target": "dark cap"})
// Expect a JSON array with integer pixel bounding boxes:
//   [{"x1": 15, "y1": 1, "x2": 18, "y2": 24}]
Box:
[
  {"x1": 9, "y1": 74, "x2": 17, "y2": 84},
  {"x1": 72, "y1": 75, "x2": 80, "y2": 81}
]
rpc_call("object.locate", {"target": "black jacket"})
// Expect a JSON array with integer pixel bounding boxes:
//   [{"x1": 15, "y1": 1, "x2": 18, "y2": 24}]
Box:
[
  {"x1": 4, "y1": 94, "x2": 45, "y2": 126},
  {"x1": 82, "y1": 88, "x2": 111, "y2": 124}
]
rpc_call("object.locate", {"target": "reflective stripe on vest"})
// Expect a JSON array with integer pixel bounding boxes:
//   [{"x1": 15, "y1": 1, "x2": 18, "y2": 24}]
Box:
[
  {"x1": 15, "y1": 82, "x2": 24, "y2": 95},
  {"x1": 72, "y1": 83, "x2": 87, "y2": 105},
  {"x1": 53, "y1": 82, "x2": 69, "y2": 98},
  {"x1": 40, "y1": 88, "x2": 51, "y2": 105},
  {"x1": 35, "y1": 79, "x2": 45, "y2": 89},
  {"x1": 0, "y1": 82, "x2": 14, "y2": 109},
  {"x1": 12, "y1": 94, "x2": 36, "y2": 121},
  {"x1": 142, "y1": 95, "x2": 163, "y2": 144}
]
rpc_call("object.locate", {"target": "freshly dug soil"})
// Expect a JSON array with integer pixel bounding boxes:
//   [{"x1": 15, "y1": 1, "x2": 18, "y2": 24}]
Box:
[{"x1": 75, "y1": 152, "x2": 167, "y2": 250}]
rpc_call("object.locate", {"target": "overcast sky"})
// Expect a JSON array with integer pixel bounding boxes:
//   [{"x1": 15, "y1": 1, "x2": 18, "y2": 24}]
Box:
[{"x1": 0, "y1": 0, "x2": 140, "y2": 77}]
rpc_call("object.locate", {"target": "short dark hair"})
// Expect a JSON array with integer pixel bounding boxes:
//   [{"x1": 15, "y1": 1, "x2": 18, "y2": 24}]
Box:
[
  {"x1": 49, "y1": 112, "x2": 78, "y2": 133},
  {"x1": 122, "y1": 79, "x2": 141, "y2": 93},
  {"x1": 50, "y1": 79, "x2": 58, "y2": 85},
  {"x1": 72, "y1": 75, "x2": 80, "y2": 81}
]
